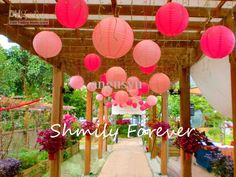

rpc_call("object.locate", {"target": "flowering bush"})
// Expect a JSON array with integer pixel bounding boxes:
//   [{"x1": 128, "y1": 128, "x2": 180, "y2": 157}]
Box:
[
  {"x1": 37, "y1": 129, "x2": 65, "y2": 160},
  {"x1": 146, "y1": 120, "x2": 170, "y2": 139},
  {"x1": 81, "y1": 121, "x2": 96, "y2": 135},
  {"x1": 0, "y1": 159, "x2": 21, "y2": 177},
  {"x1": 174, "y1": 129, "x2": 208, "y2": 155},
  {"x1": 116, "y1": 119, "x2": 131, "y2": 125},
  {"x1": 62, "y1": 114, "x2": 77, "y2": 128}
]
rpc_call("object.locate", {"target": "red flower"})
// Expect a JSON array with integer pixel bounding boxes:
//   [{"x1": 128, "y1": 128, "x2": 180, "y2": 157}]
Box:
[{"x1": 81, "y1": 121, "x2": 96, "y2": 135}]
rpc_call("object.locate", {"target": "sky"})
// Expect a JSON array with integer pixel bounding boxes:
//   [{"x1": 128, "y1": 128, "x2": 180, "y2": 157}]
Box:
[{"x1": 0, "y1": 35, "x2": 19, "y2": 49}]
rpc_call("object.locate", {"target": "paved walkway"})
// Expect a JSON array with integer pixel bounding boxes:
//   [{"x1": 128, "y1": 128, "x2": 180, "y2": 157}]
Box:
[{"x1": 98, "y1": 138, "x2": 154, "y2": 177}]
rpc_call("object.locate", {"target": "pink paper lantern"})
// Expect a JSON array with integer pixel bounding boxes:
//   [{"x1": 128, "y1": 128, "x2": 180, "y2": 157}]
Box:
[
  {"x1": 100, "y1": 73, "x2": 107, "y2": 85},
  {"x1": 96, "y1": 94, "x2": 104, "y2": 101},
  {"x1": 132, "y1": 103, "x2": 137, "y2": 108},
  {"x1": 92, "y1": 17, "x2": 134, "y2": 59},
  {"x1": 144, "y1": 102, "x2": 151, "y2": 109},
  {"x1": 128, "y1": 89, "x2": 139, "y2": 97},
  {"x1": 146, "y1": 95, "x2": 157, "y2": 106},
  {"x1": 33, "y1": 31, "x2": 62, "y2": 59},
  {"x1": 115, "y1": 91, "x2": 129, "y2": 104},
  {"x1": 139, "y1": 100, "x2": 144, "y2": 105},
  {"x1": 101, "y1": 86, "x2": 113, "y2": 97},
  {"x1": 55, "y1": 0, "x2": 88, "y2": 29},
  {"x1": 87, "y1": 82, "x2": 97, "y2": 92},
  {"x1": 200, "y1": 25, "x2": 235, "y2": 59},
  {"x1": 105, "y1": 102, "x2": 112, "y2": 108},
  {"x1": 69, "y1": 75, "x2": 84, "y2": 89},
  {"x1": 149, "y1": 73, "x2": 171, "y2": 94},
  {"x1": 126, "y1": 76, "x2": 141, "y2": 90},
  {"x1": 133, "y1": 40, "x2": 161, "y2": 67},
  {"x1": 140, "y1": 65, "x2": 156, "y2": 75},
  {"x1": 126, "y1": 99, "x2": 133, "y2": 106},
  {"x1": 84, "y1": 53, "x2": 101, "y2": 72},
  {"x1": 138, "y1": 82, "x2": 150, "y2": 96},
  {"x1": 140, "y1": 105, "x2": 146, "y2": 111},
  {"x1": 106, "y1": 67, "x2": 127, "y2": 87},
  {"x1": 155, "y1": 2, "x2": 189, "y2": 36}
]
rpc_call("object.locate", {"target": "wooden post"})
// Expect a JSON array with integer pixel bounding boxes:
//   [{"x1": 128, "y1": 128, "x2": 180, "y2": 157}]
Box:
[
  {"x1": 84, "y1": 90, "x2": 93, "y2": 175},
  {"x1": 148, "y1": 108, "x2": 152, "y2": 153},
  {"x1": 161, "y1": 92, "x2": 168, "y2": 175},
  {"x1": 98, "y1": 100, "x2": 104, "y2": 159},
  {"x1": 50, "y1": 66, "x2": 64, "y2": 177},
  {"x1": 180, "y1": 67, "x2": 192, "y2": 177},
  {"x1": 151, "y1": 105, "x2": 157, "y2": 159},
  {"x1": 104, "y1": 105, "x2": 108, "y2": 152},
  {"x1": 23, "y1": 109, "x2": 29, "y2": 148}
]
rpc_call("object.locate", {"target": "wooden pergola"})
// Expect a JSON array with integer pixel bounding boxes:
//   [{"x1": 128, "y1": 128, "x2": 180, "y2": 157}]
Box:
[{"x1": 0, "y1": 0, "x2": 236, "y2": 177}]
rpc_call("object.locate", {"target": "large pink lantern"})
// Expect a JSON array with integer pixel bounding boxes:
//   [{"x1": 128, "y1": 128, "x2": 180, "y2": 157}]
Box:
[
  {"x1": 200, "y1": 25, "x2": 235, "y2": 59},
  {"x1": 140, "y1": 65, "x2": 156, "y2": 75},
  {"x1": 92, "y1": 17, "x2": 134, "y2": 59},
  {"x1": 96, "y1": 94, "x2": 104, "y2": 101},
  {"x1": 55, "y1": 0, "x2": 88, "y2": 29},
  {"x1": 69, "y1": 75, "x2": 84, "y2": 89},
  {"x1": 155, "y1": 2, "x2": 189, "y2": 36},
  {"x1": 128, "y1": 89, "x2": 139, "y2": 97},
  {"x1": 106, "y1": 67, "x2": 127, "y2": 87},
  {"x1": 138, "y1": 82, "x2": 150, "y2": 96},
  {"x1": 115, "y1": 91, "x2": 129, "y2": 104},
  {"x1": 33, "y1": 31, "x2": 62, "y2": 59},
  {"x1": 84, "y1": 54, "x2": 101, "y2": 72},
  {"x1": 87, "y1": 82, "x2": 97, "y2": 92},
  {"x1": 126, "y1": 76, "x2": 140, "y2": 90},
  {"x1": 133, "y1": 40, "x2": 161, "y2": 67},
  {"x1": 101, "y1": 86, "x2": 113, "y2": 97},
  {"x1": 146, "y1": 95, "x2": 157, "y2": 106},
  {"x1": 149, "y1": 73, "x2": 171, "y2": 94}
]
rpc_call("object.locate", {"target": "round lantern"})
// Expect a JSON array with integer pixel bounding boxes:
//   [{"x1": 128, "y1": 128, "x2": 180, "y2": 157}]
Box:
[
  {"x1": 133, "y1": 40, "x2": 161, "y2": 67},
  {"x1": 69, "y1": 75, "x2": 84, "y2": 89},
  {"x1": 138, "y1": 82, "x2": 150, "y2": 96},
  {"x1": 106, "y1": 67, "x2": 127, "y2": 87},
  {"x1": 100, "y1": 73, "x2": 107, "y2": 85},
  {"x1": 111, "y1": 92, "x2": 116, "y2": 100},
  {"x1": 33, "y1": 31, "x2": 62, "y2": 58},
  {"x1": 96, "y1": 94, "x2": 104, "y2": 101},
  {"x1": 140, "y1": 65, "x2": 156, "y2": 75},
  {"x1": 146, "y1": 95, "x2": 157, "y2": 106},
  {"x1": 140, "y1": 104, "x2": 146, "y2": 111},
  {"x1": 92, "y1": 17, "x2": 134, "y2": 59},
  {"x1": 139, "y1": 100, "x2": 144, "y2": 105},
  {"x1": 87, "y1": 82, "x2": 97, "y2": 92},
  {"x1": 126, "y1": 76, "x2": 140, "y2": 90},
  {"x1": 155, "y1": 2, "x2": 189, "y2": 36},
  {"x1": 126, "y1": 99, "x2": 133, "y2": 106},
  {"x1": 128, "y1": 89, "x2": 139, "y2": 97},
  {"x1": 149, "y1": 73, "x2": 171, "y2": 94},
  {"x1": 115, "y1": 91, "x2": 129, "y2": 104},
  {"x1": 144, "y1": 102, "x2": 151, "y2": 109},
  {"x1": 84, "y1": 54, "x2": 101, "y2": 72},
  {"x1": 55, "y1": 0, "x2": 88, "y2": 29},
  {"x1": 101, "y1": 86, "x2": 113, "y2": 97},
  {"x1": 132, "y1": 102, "x2": 137, "y2": 108},
  {"x1": 105, "y1": 102, "x2": 112, "y2": 108},
  {"x1": 200, "y1": 25, "x2": 235, "y2": 59}
]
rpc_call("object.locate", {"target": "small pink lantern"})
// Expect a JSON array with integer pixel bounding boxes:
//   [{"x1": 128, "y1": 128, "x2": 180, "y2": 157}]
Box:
[
  {"x1": 69, "y1": 75, "x2": 84, "y2": 89},
  {"x1": 111, "y1": 92, "x2": 116, "y2": 100},
  {"x1": 149, "y1": 73, "x2": 171, "y2": 94},
  {"x1": 146, "y1": 95, "x2": 157, "y2": 106},
  {"x1": 87, "y1": 82, "x2": 97, "y2": 92},
  {"x1": 105, "y1": 102, "x2": 112, "y2": 108},
  {"x1": 126, "y1": 76, "x2": 140, "y2": 90},
  {"x1": 132, "y1": 102, "x2": 137, "y2": 108},
  {"x1": 33, "y1": 31, "x2": 62, "y2": 59},
  {"x1": 126, "y1": 99, "x2": 133, "y2": 106},
  {"x1": 100, "y1": 73, "x2": 107, "y2": 85},
  {"x1": 138, "y1": 82, "x2": 150, "y2": 96},
  {"x1": 140, "y1": 105, "x2": 146, "y2": 111},
  {"x1": 133, "y1": 40, "x2": 161, "y2": 67},
  {"x1": 128, "y1": 89, "x2": 139, "y2": 97},
  {"x1": 139, "y1": 100, "x2": 144, "y2": 105},
  {"x1": 115, "y1": 91, "x2": 129, "y2": 104},
  {"x1": 101, "y1": 86, "x2": 113, "y2": 97},
  {"x1": 92, "y1": 17, "x2": 134, "y2": 59},
  {"x1": 96, "y1": 94, "x2": 104, "y2": 101},
  {"x1": 144, "y1": 102, "x2": 151, "y2": 109},
  {"x1": 84, "y1": 54, "x2": 101, "y2": 72},
  {"x1": 55, "y1": 0, "x2": 88, "y2": 29},
  {"x1": 200, "y1": 25, "x2": 235, "y2": 59},
  {"x1": 140, "y1": 65, "x2": 156, "y2": 75},
  {"x1": 106, "y1": 67, "x2": 127, "y2": 87},
  {"x1": 155, "y1": 2, "x2": 189, "y2": 36}
]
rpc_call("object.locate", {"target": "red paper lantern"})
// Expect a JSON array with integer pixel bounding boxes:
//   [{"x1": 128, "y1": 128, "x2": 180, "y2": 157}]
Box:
[
  {"x1": 200, "y1": 25, "x2": 235, "y2": 59},
  {"x1": 92, "y1": 17, "x2": 134, "y2": 59},
  {"x1": 84, "y1": 53, "x2": 101, "y2": 72},
  {"x1": 149, "y1": 73, "x2": 170, "y2": 94},
  {"x1": 55, "y1": 0, "x2": 88, "y2": 29},
  {"x1": 140, "y1": 65, "x2": 156, "y2": 74},
  {"x1": 138, "y1": 82, "x2": 150, "y2": 96},
  {"x1": 155, "y1": 2, "x2": 189, "y2": 36}
]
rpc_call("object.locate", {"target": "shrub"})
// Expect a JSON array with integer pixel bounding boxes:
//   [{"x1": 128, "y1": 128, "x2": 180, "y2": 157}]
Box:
[{"x1": 0, "y1": 158, "x2": 21, "y2": 177}]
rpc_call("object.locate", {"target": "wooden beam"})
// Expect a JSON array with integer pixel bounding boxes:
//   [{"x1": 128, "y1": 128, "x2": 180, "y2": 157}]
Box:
[
  {"x1": 161, "y1": 92, "x2": 168, "y2": 175},
  {"x1": 179, "y1": 67, "x2": 192, "y2": 177},
  {"x1": 84, "y1": 90, "x2": 93, "y2": 175},
  {"x1": 50, "y1": 65, "x2": 64, "y2": 177},
  {"x1": 98, "y1": 99, "x2": 104, "y2": 159}
]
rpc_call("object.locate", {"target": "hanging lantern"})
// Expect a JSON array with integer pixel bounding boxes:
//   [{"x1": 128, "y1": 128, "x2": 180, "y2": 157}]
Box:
[
  {"x1": 55, "y1": 0, "x2": 88, "y2": 29},
  {"x1": 105, "y1": 102, "x2": 112, "y2": 108},
  {"x1": 138, "y1": 82, "x2": 150, "y2": 96},
  {"x1": 33, "y1": 31, "x2": 62, "y2": 59},
  {"x1": 140, "y1": 65, "x2": 156, "y2": 75},
  {"x1": 106, "y1": 67, "x2": 127, "y2": 87},
  {"x1": 100, "y1": 73, "x2": 107, "y2": 85},
  {"x1": 155, "y1": 2, "x2": 189, "y2": 36},
  {"x1": 84, "y1": 53, "x2": 101, "y2": 72},
  {"x1": 96, "y1": 94, "x2": 104, "y2": 101},
  {"x1": 92, "y1": 17, "x2": 134, "y2": 59},
  {"x1": 101, "y1": 86, "x2": 113, "y2": 97},
  {"x1": 149, "y1": 73, "x2": 170, "y2": 94},
  {"x1": 200, "y1": 25, "x2": 235, "y2": 59},
  {"x1": 115, "y1": 91, "x2": 129, "y2": 104},
  {"x1": 87, "y1": 82, "x2": 97, "y2": 92},
  {"x1": 146, "y1": 95, "x2": 157, "y2": 106},
  {"x1": 133, "y1": 40, "x2": 161, "y2": 67},
  {"x1": 69, "y1": 75, "x2": 84, "y2": 89}
]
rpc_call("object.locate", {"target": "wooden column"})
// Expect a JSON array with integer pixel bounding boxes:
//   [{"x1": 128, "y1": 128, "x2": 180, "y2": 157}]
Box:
[
  {"x1": 50, "y1": 66, "x2": 64, "y2": 177},
  {"x1": 98, "y1": 100, "x2": 104, "y2": 159},
  {"x1": 161, "y1": 92, "x2": 168, "y2": 175},
  {"x1": 23, "y1": 109, "x2": 29, "y2": 148},
  {"x1": 148, "y1": 108, "x2": 152, "y2": 153},
  {"x1": 84, "y1": 90, "x2": 93, "y2": 175},
  {"x1": 104, "y1": 105, "x2": 108, "y2": 152},
  {"x1": 151, "y1": 105, "x2": 157, "y2": 159},
  {"x1": 180, "y1": 67, "x2": 192, "y2": 177}
]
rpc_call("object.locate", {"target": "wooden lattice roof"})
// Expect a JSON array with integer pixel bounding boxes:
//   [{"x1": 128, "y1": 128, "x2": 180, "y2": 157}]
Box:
[{"x1": 0, "y1": 0, "x2": 236, "y2": 84}]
